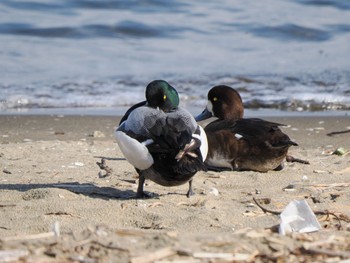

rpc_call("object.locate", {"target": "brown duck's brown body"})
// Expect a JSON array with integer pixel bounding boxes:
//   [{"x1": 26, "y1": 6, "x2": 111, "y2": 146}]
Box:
[
  {"x1": 196, "y1": 85, "x2": 298, "y2": 172},
  {"x1": 204, "y1": 118, "x2": 297, "y2": 172}
]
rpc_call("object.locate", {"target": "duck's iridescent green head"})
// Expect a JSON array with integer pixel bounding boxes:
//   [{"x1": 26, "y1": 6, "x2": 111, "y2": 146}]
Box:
[{"x1": 146, "y1": 80, "x2": 179, "y2": 112}]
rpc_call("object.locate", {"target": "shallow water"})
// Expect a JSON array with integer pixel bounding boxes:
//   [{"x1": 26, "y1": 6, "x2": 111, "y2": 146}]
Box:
[{"x1": 1, "y1": 0, "x2": 350, "y2": 115}]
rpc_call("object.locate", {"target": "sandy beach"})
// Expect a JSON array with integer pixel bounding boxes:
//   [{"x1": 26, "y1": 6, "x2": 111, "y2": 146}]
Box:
[{"x1": 0, "y1": 114, "x2": 350, "y2": 262}]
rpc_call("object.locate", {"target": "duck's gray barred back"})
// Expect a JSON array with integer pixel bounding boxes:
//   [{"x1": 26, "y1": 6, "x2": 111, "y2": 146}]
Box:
[
  {"x1": 166, "y1": 107, "x2": 198, "y2": 133},
  {"x1": 124, "y1": 107, "x2": 167, "y2": 137}
]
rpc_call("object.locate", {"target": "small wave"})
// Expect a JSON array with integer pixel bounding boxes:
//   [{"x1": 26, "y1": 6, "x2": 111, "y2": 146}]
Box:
[
  {"x1": 1, "y1": 0, "x2": 188, "y2": 13},
  {"x1": 0, "y1": 20, "x2": 195, "y2": 39},
  {"x1": 231, "y1": 23, "x2": 332, "y2": 42},
  {"x1": 294, "y1": 0, "x2": 350, "y2": 10}
]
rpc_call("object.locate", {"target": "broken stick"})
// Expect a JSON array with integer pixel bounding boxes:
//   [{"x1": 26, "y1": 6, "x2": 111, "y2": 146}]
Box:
[{"x1": 96, "y1": 158, "x2": 113, "y2": 178}]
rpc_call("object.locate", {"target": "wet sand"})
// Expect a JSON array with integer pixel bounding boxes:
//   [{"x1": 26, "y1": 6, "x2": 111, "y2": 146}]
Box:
[{"x1": 0, "y1": 114, "x2": 349, "y2": 262}]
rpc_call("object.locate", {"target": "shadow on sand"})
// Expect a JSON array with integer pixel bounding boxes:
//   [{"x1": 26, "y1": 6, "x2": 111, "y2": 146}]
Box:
[{"x1": 0, "y1": 182, "x2": 136, "y2": 200}]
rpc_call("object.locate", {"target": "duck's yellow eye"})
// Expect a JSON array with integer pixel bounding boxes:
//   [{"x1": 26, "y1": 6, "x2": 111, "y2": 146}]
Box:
[
  {"x1": 163, "y1": 95, "x2": 167, "y2": 100},
  {"x1": 213, "y1": 97, "x2": 218, "y2": 102}
]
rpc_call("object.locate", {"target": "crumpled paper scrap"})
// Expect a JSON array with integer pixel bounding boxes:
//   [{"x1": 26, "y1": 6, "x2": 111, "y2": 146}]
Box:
[{"x1": 279, "y1": 199, "x2": 321, "y2": 235}]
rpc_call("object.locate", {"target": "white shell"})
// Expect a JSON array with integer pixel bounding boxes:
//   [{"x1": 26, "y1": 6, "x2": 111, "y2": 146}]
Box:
[{"x1": 115, "y1": 131, "x2": 154, "y2": 170}]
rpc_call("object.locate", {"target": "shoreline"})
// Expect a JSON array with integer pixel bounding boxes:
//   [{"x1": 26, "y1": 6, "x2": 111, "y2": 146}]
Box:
[{"x1": 1, "y1": 107, "x2": 349, "y2": 117}]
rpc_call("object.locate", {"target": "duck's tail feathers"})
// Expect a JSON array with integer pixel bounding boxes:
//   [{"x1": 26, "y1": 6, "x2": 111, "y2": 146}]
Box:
[
  {"x1": 173, "y1": 154, "x2": 207, "y2": 175},
  {"x1": 270, "y1": 139, "x2": 298, "y2": 149}
]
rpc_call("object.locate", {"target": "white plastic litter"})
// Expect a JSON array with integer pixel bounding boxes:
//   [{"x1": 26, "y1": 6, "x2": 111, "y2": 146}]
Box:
[{"x1": 279, "y1": 199, "x2": 321, "y2": 235}]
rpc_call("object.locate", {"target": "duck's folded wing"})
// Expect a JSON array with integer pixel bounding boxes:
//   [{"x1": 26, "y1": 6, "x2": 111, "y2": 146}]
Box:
[
  {"x1": 233, "y1": 118, "x2": 286, "y2": 137},
  {"x1": 119, "y1": 101, "x2": 147, "y2": 125},
  {"x1": 205, "y1": 118, "x2": 285, "y2": 137}
]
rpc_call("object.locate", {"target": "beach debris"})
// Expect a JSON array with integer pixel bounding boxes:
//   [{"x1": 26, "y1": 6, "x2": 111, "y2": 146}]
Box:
[
  {"x1": 313, "y1": 169, "x2": 328, "y2": 174},
  {"x1": 90, "y1": 130, "x2": 106, "y2": 138},
  {"x1": 1, "y1": 224, "x2": 350, "y2": 262},
  {"x1": 304, "y1": 182, "x2": 350, "y2": 191},
  {"x1": 74, "y1": 161, "x2": 84, "y2": 166},
  {"x1": 208, "y1": 187, "x2": 219, "y2": 196},
  {"x1": 148, "y1": 202, "x2": 163, "y2": 208},
  {"x1": 131, "y1": 247, "x2": 176, "y2": 263},
  {"x1": 0, "y1": 204, "x2": 16, "y2": 208},
  {"x1": 53, "y1": 221, "x2": 60, "y2": 237},
  {"x1": 253, "y1": 197, "x2": 350, "y2": 231},
  {"x1": 96, "y1": 158, "x2": 113, "y2": 178},
  {"x1": 243, "y1": 210, "x2": 266, "y2": 217},
  {"x1": 0, "y1": 249, "x2": 29, "y2": 262},
  {"x1": 286, "y1": 155, "x2": 310, "y2": 164},
  {"x1": 279, "y1": 200, "x2": 321, "y2": 235},
  {"x1": 1, "y1": 231, "x2": 56, "y2": 242},
  {"x1": 45, "y1": 211, "x2": 79, "y2": 218},
  {"x1": 327, "y1": 129, "x2": 350, "y2": 136},
  {"x1": 2, "y1": 169, "x2": 11, "y2": 174},
  {"x1": 54, "y1": 131, "x2": 65, "y2": 135},
  {"x1": 332, "y1": 147, "x2": 349, "y2": 156},
  {"x1": 253, "y1": 198, "x2": 281, "y2": 215},
  {"x1": 282, "y1": 184, "x2": 296, "y2": 192},
  {"x1": 310, "y1": 195, "x2": 321, "y2": 204}
]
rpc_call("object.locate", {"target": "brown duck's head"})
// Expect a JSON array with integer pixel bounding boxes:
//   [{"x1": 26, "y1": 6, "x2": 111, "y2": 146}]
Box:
[{"x1": 196, "y1": 85, "x2": 244, "y2": 121}]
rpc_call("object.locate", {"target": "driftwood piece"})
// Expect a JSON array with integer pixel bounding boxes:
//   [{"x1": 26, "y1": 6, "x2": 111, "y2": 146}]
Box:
[
  {"x1": 327, "y1": 129, "x2": 350, "y2": 136},
  {"x1": 96, "y1": 158, "x2": 113, "y2": 178}
]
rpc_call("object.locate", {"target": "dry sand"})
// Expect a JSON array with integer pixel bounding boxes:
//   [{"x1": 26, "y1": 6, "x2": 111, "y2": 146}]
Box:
[{"x1": 0, "y1": 114, "x2": 350, "y2": 262}]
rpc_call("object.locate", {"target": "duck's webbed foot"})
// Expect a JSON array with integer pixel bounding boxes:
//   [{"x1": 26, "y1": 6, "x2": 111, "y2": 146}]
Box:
[
  {"x1": 136, "y1": 175, "x2": 156, "y2": 198},
  {"x1": 136, "y1": 175, "x2": 147, "y2": 198},
  {"x1": 186, "y1": 179, "x2": 194, "y2": 198}
]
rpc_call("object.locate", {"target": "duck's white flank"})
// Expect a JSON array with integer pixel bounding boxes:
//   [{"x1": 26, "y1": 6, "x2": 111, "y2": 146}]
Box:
[
  {"x1": 205, "y1": 153, "x2": 233, "y2": 169},
  {"x1": 198, "y1": 125, "x2": 208, "y2": 161},
  {"x1": 115, "y1": 131, "x2": 154, "y2": 170}
]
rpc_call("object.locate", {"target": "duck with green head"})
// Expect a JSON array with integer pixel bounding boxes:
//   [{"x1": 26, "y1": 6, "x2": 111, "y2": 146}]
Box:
[{"x1": 115, "y1": 80, "x2": 208, "y2": 198}]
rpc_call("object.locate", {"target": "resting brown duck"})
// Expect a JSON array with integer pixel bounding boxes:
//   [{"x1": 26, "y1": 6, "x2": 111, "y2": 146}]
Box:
[{"x1": 195, "y1": 85, "x2": 299, "y2": 172}]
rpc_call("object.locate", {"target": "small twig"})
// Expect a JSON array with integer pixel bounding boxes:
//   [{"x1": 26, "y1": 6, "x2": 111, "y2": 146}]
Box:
[
  {"x1": 304, "y1": 247, "x2": 350, "y2": 258},
  {"x1": 96, "y1": 158, "x2": 113, "y2": 178},
  {"x1": 0, "y1": 249, "x2": 29, "y2": 262},
  {"x1": 91, "y1": 240, "x2": 129, "y2": 252},
  {"x1": 286, "y1": 155, "x2": 310, "y2": 164},
  {"x1": 131, "y1": 247, "x2": 176, "y2": 263},
  {"x1": 313, "y1": 210, "x2": 343, "y2": 230},
  {"x1": 45, "y1": 211, "x2": 79, "y2": 218},
  {"x1": 0, "y1": 204, "x2": 16, "y2": 208},
  {"x1": 327, "y1": 129, "x2": 350, "y2": 136},
  {"x1": 252, "y1": 198, "x2": 281, "y2": 215},
  {"x1": 1, "y1": 231, "x2": 56, "y2": 242}
]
